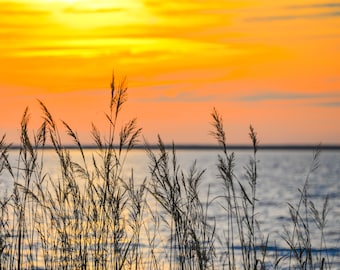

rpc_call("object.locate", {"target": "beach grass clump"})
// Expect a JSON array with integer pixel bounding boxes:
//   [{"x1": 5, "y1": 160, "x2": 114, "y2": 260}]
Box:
[
  {"x1": 211, "y1": 108, "x2": 269, "y2": 270},
  {"x1": 0, "y1": 74, "x2": 337, "y2": 269},
  {"x1": 146, "y1": 136, "x2": 215, "y2": 270},
  {"x1": 0, "y1": 74, "x2": 144, "y2": 269},
  {"x1": 282, "y1": 147, "x2": 332, "y2": 269}
]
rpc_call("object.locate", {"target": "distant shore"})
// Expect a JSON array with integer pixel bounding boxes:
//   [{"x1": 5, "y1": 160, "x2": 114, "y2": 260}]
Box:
[{"x1": 8, "y1": 144, "x2": 340, "y2": 150}]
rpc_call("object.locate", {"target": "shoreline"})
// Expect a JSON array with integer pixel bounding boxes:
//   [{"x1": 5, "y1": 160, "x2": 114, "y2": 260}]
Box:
[{"x1": 8, "y1": 144, "x2": 340, "y2": 151}]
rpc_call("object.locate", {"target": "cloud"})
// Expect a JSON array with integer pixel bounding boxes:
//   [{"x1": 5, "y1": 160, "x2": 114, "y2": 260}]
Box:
[
  {"x1": 63, "y1": 7, "x2": 124, "y2": 14},
  {"x1": 0, "y1": 9, "x2": 49, "y2": 15},
  {"x1": 240, "y1": 92, "x2": 313, "y2": 101},
  {"x1": 0, "y1": 2, "x2": 50, "y2": 16},
  {"x1": 139, "y1": 91, "x2": 215, "y2": 103},
  {"x1": 0, "y1": 2, "x2": 52, "y2": 33},
  {"x1": 287, "y1": 2, "x2": 340, "y2": 9},
  {"x1": 247, "y1": 15, "x2": 299, "y2": 22},
  {"x1": 316, "y1": 101, "x2": 340, "y2": 107},
  {"x1": 248, "y1": 2, "x2": 340, "y2": 22},
  {"x1": 248, "y1": 11, "x2": 340, "y2": 22},
  {"x1": 138, "y1": 89, "x2": 340, "y2": 104},
  {"x1": 239, "y1": 91, "x2": 340, "y2": 102}
]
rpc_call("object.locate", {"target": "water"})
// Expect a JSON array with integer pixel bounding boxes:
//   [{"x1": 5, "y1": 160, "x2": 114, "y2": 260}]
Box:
[
  {"x1": 1, "y1": 148, "x2": 340, "y2": 268},
  {"x1": 123, "y1": 148, "x2": 340, "y2": 267}
]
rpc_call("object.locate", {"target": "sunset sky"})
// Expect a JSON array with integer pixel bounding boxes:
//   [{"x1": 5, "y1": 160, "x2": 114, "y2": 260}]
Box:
[{"x1": 1, "y1": 0, "x2": 339, "y2": 145}]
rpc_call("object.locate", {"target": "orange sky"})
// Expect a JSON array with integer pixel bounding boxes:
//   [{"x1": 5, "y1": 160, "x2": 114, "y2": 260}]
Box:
[{"x1": 1, "y1": 0, "x2": 340, "y2": 145}]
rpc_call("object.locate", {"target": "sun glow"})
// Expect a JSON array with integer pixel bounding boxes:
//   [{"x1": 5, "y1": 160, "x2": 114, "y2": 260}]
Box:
[
  {"x1": 42, "y1": 0, "x2": 76, "y2": 4},
  {"x1": 44, "y1": 0, "x2": 143, "y2": 8},
  {"x1": 16, "y1": 0, "x2": 144, "y2": 11},
  {"x1": 57, "y1": 0, "x2": 75, "y2": 3}
]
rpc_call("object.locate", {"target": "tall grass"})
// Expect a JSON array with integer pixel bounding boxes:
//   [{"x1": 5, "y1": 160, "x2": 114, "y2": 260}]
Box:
[
  {"x1": 282, "y1": 147, "x2": 331, "y2": 270},
  {"x1": 211, "y1": 108, "x2": 267, "y2": 269},
  {"x1": 0, "y1": 75, "x2": 337, "y2": 269},
  {"x1": 146, "y1": 137, "x2": 215, "y2": 269},
  {"x1": 0, "y1": 74, "x2": 143, "y2": 269}
]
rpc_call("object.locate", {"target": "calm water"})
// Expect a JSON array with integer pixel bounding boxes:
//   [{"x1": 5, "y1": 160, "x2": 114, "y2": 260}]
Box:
[
  {"x1": 1, "y1": 148, "x2": 340, "y2": 268},
  {"x1": 123, "y1": 148, "x2": 340, "y2": 266}
]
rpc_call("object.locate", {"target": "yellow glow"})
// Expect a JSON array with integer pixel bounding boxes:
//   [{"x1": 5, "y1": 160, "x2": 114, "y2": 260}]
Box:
[
  {"x1": 53, "y1": 0, "x2": 75, "y2": 3},
  {"x1": 42, "y1": 0, "x2": 143, "y2": 8}
]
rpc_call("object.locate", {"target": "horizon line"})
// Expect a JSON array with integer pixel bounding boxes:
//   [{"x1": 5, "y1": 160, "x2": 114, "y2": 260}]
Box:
[{"x1": 7, "y1": 144, "x2": 340, "y2": 150}]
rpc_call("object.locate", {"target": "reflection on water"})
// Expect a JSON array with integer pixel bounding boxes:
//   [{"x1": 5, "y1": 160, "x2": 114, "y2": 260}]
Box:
[
  {"x1": 124, "y1": 149, "x2": 340, "y2": 267},
  {"x1": 1, "y1": 148, "x2": 339, "y2": 269}
]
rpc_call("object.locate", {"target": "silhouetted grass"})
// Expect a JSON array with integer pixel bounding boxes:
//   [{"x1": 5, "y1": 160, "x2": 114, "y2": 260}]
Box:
[
  {"x1": 0, "y1": 75, "x2": 337, "y2": 269},
  {"x1": 146, "y1": 137, "x2": 215, "y2": 269}
]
